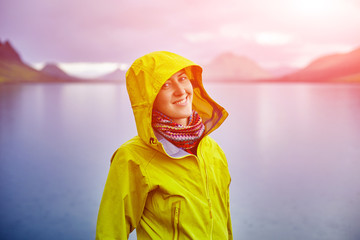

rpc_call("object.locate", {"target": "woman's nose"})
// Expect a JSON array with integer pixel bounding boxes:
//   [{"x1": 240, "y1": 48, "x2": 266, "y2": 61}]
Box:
[{"x1": 173, "y1": 82, "x2": 186, "y2": 95}]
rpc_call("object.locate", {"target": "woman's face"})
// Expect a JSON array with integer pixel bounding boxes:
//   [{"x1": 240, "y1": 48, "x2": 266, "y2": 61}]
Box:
[{"x1": 153, "y1": 69, "x2": 193, "y2": 126}]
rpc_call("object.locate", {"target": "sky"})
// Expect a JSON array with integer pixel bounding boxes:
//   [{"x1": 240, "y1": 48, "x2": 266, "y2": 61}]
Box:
[{"x1": 1, "y1": 0, "x2": 360, "y2": 77}]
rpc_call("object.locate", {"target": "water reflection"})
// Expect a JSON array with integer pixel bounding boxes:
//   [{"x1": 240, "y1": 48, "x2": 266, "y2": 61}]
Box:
[
  {"x1": 206, "y1": 83, "x2": 360, "y2": 240},
  {"x1": 1, "y1": 83, "x2": 360, "y2": 240}
]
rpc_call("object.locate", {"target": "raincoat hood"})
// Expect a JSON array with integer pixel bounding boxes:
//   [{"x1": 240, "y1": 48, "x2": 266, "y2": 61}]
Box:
[
  {"x1": 97, "y1": 52, "x2": 232, "y2": 239},
  {"x1": 126, "y1": 51, "x2": 228, "y2": 152}
]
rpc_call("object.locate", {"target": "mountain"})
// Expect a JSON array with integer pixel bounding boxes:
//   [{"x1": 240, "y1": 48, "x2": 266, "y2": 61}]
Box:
[
  {"x1": 202, "y1": 52, "x2": 273, "y2": 81},
  {"x1": 0, "y1": 41, "x2": 22, "y2": 62},
  {"x1": 40, "y1": 63, "x2": 87, "y2": 81},
  {"x1": 267, "y1": 66, "x2": 299, "y2": 77},
  {"x1": 279, "y1": 47, "x2": 360, "y2": 83},
  {"x1": 41, "y1": 63, "x2": 73, "y2": 79},
  {"x1": 98, "y1": 68, "x2": 126, "y2": 81},
  {"x1": 0, "y1": 40, "x2": 71, "y2": 83}
]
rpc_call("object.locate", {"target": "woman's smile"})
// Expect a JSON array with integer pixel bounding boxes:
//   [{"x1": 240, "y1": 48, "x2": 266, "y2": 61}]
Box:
[{"x1": 173, "y1": 95, "x2": 189, "y2": 105}]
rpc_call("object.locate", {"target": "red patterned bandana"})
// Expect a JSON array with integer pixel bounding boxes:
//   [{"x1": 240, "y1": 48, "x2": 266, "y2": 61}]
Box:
[{"x1": 152, "y1": 110, "x2": 205, "y2": 152}]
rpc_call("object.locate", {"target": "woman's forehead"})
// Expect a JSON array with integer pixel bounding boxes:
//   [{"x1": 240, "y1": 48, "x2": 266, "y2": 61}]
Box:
[{"x1": 168, "y1": 69, "x2": 186, "y2": 80}]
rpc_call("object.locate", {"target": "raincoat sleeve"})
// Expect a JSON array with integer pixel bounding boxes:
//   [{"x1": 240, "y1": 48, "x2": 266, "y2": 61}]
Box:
[
  {"x1": 218, "y1": 141, "x2": 233, "y2": 240},
  {"x1": 227, "y1": 187, "x2": 233, "y2": 240},
  {"x1": 96, "y1": 147, "x2": 150, "y2": 240}
]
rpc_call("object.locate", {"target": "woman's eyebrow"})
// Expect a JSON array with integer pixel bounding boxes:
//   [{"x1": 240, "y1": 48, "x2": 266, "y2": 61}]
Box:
[{"x1": 178, "y1": 72, "x2": 187, "y2": 77}]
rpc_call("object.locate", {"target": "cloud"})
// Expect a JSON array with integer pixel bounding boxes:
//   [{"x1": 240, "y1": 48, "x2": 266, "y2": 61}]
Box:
[
  {"x1": 255, "y1": 32, "x2": 292, "y2": 46},
  {"x1": 219, "y1": 24, "x2": 252, "y2": 40},
  {"x1": 1, "y1": 0, "x2": 359, "y2": 69},
  {"x1": 184, "y1": 32, "x2": 215, "y2": 43}
]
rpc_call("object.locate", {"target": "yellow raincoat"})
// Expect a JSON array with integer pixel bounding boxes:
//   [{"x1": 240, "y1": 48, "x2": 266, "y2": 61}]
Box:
[{"x1": 96, "y1": 51, "x2": 232, "y2": 239}]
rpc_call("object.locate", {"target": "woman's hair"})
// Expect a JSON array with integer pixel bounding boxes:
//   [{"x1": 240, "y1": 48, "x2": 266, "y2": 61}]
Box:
[{"x1": 184, "y1": 66, "x2": 195, "y2": 81}]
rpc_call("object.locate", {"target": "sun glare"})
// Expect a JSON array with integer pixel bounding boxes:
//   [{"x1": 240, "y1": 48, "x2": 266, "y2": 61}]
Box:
[
  {"x1": 58, "y1": 63, "x2": 121, "y2": 78},
  {"x1": 289, "y1": 0, "x2": 342, "y2": 18}
]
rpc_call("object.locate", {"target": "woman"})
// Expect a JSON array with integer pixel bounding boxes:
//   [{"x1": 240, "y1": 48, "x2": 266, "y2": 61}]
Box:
[{"x1": 96, "y1": 51, "x2": 232, "y2": 239}]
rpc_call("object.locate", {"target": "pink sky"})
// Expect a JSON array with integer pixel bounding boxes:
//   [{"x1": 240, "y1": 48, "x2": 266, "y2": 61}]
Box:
[{"x1": 1, "y1": 0, "x2": 360, "y2": 76}]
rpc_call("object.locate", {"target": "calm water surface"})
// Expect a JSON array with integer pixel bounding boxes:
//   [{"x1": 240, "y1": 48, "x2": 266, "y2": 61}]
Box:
[{"x1": 1, "y1": 83, "x2": 360, "y2": 240}]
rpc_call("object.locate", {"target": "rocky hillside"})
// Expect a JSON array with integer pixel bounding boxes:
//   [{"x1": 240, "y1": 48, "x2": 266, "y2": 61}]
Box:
[
  {"x1": 279, "y1": 47, "x2": 360, "y2": 83},
  {"x1": 0, "y1": 41, "x2": 71, "y2": 83},
  {"x1": 202, "y1": 52, "x2": 272, "y2": 81}
]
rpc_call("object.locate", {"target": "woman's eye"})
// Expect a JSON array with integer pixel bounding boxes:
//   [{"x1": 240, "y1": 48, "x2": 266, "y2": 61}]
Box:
[{"x1": 162, "y1": 82, "x2": 170, "y2": 89}]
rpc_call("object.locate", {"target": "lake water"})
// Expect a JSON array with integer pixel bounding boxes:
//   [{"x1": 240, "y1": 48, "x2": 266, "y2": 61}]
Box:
[{"x1": 1, "y1": 83, "x2": 360, "y2": 240}]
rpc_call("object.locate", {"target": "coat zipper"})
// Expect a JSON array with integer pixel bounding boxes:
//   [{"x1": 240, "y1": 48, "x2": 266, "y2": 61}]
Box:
[{"x1": 172, "y1": 201, "x2": 181, "y2": 240}]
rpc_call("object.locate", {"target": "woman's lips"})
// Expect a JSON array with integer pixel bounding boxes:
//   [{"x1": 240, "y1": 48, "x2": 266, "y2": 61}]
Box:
[{"x1": 173, "y1": 95, "x2": 189, "y2": 105}]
